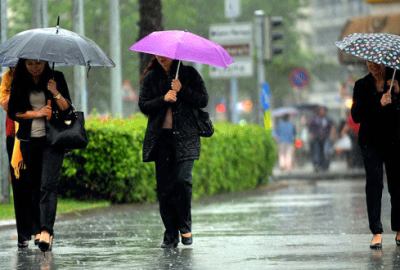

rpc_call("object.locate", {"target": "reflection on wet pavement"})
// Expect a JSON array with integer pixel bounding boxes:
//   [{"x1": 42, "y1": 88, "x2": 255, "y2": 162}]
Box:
[{"x1": 0, "y1": 179, "x2": 398, "y2": 269}]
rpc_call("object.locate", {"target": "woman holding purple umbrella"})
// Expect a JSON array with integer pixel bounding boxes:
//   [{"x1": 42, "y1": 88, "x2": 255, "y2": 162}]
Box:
[
  {"x1": 139, "y1": 55, "x2": 208, "y2": 248},
  {"x1": 351, "y1": 61, "x2": 400, "y2": 249}
]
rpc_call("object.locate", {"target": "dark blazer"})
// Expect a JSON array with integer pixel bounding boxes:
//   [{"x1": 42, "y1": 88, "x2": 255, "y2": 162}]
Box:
[
  {"x1": 351, "y1": 68, "x2": 400, "y2": 147},
  {"x1": 139, "y1": 62, "x2": 208, "y2": 162},
  {"x1": 8, "y1": 70, "x2": 72, "y2": 141}
]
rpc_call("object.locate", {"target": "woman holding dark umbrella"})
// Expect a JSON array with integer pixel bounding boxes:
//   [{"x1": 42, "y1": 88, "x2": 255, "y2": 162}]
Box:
[
  {"x1": 8, "y1": 59, "x2": 71, "y2": 252},
  {"x1": 139, "y1": 55, "x2": 208, "y2": 248},
  {"x1": 351, "y1": 61, "x2": 400, "y2": 249}
]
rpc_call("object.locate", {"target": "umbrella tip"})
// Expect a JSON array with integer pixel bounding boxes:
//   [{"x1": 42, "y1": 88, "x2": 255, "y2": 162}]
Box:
[{"x1": 184, "y1": 29, "x2": 188, "y2": 32}]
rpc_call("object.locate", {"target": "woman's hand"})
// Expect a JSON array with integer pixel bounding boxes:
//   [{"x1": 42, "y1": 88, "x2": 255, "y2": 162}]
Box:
[
  {"x1": 388, "y1": 79, "x2": 400, "y2": 94},
  {"x1": 164, "y1": 90, "x2": 177, "y2": 102},
  {"x1": 171, "y1": 79, "x2": 182, "y2": 92},
  {"x1": 47, "y1": 79, "x2": 58, "y2": 96},
  {"x1": 381, "y1": 92, "x2": 392, "y2": 106},
  {"x1": 37, "y1": 105, "x2": 52, "y2": 117}
]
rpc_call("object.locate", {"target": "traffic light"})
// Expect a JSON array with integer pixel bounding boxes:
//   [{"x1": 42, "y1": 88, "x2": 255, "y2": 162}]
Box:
[{"x1": 264, "y1": 16, "x2": 284, "y2": 61}]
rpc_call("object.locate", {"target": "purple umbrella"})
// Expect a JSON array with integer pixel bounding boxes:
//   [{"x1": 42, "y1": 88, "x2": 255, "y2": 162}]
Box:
[{"x1": 129, "y1": 30, "x2": 234, "y2": 74}]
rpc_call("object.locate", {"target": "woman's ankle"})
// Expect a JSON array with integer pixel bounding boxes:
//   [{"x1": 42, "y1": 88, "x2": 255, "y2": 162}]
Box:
[
  {"x1": 182, "y1": 232, "x2": 191, "y2": 237},
  {"x1": 371, "y1": 234, "x2": 382, "y2": 243}
]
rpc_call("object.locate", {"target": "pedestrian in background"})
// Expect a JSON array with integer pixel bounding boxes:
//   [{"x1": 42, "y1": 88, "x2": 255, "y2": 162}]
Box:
[
  {"x1": 275, "y1": 114, "x2": 296, "y2": 171},
  {"x1": 308, "y1": 106, "x2": 335, "y2": 172},
  {"x1": 340, "y1": 112, "x2": 363, "y2": 169},
  {"x1": 0, "y1": 67, "x2": 37, "y2": 248},
  {"x1": 139, "y1": 55, "x2": 208, "y2": 248},
  {"x1": 8, "y1": 59, "x2": 72, "y2": 252},
  {"x1": 351, "y1": 61, "x2": 400, "y2": 249}
]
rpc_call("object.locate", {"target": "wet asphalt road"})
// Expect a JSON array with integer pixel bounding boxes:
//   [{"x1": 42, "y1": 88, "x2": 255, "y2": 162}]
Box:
[{"x1": 0, "y1": 177, "x2": 398, "y2": 270}]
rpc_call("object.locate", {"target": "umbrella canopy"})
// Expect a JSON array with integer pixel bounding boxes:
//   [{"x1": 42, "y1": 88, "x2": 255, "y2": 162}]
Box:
[
  {"x1": 0, "y1": 27, "x2": 115, "y2": 67},
  {"x1": 0, "y1": 55, "x2": 18, "y2": 67},
  {"x1": 271, "y1": 107, "x2": 298, "y2": 118},
  {"x1": 335, "y1": 33, "x2": 400, "y2": 70},
  {"x1": 129, "y1": 30, "x2": 234, "y2": 68},
  {"x1": 335, "y1": 32, "x2": 400, "y2": 92}
]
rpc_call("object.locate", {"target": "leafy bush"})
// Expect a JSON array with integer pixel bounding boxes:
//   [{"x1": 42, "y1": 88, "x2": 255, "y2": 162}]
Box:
[{"x1": 58, "y1": 114, "x2": 277, "y2": 203}]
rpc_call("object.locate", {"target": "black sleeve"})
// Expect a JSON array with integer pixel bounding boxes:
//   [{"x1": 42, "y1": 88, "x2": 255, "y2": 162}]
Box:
[
  {"x1": 177, "y1": 66, "x2": 208, "y2": 109},
  {"x1": 351, "y1": 79, "x2": 383, "y2": 124},
  {"x1": 138, "y1": 72, "x2": 167, "y2": 116},
  {"x1": 54, "y1": 71, "x2": 71, "y2": 103},
  {"x1": 52, "y1": 71, "x2": 73, "y2": 114}
]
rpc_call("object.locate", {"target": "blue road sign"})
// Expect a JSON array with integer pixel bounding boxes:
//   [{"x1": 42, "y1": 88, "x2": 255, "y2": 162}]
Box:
[
  {"x1": 261, "y1": 82, "x2": 270, "y2": 110},
  {"x1": 290, "y1": 68, "x2": 309, "y2": 88}
]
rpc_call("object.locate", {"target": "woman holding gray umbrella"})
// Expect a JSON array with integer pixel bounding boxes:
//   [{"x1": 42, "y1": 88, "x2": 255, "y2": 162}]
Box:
[
  {"x1": 139, "y1": 55, "x2": 208, "y2": 248},
  {"x1": 8, "y1": 59, "x2": 71, "y2": 252},
  {"x1": 351, "y1": 61, "x2": 400, "y2": 249}
]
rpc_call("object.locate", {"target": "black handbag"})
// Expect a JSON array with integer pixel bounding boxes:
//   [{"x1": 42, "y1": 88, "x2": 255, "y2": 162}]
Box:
[
  {"x1": 193, "y1": 107, "x2": 214, "y2": 137},
  {"x1": 45, "y1": 102, "x2": 88, "y2": 150}
]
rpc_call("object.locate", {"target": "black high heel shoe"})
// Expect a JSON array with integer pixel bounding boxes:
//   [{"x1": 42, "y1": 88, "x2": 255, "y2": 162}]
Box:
[
  {"x1": 39, "y1": 235, "x2": 53, "y2": 252},
  {"x1": 181, "y1": 235, "x2": 193, "y2": 245},
  {"x1": 34, "y1": 234, "x2": 40, "y2": 246},
  {"x1": 17, "y1": 241, "x2": 29, "y2": 248},
  {"x1": 395, "y1": 237, "x2": 400, "y2": 246},
  {"x1": 161, "y1": 241, "x2": 178, "y2": 248},
  {"x1": 370, "y1": 242, "x2": 382, "y2": 249}
]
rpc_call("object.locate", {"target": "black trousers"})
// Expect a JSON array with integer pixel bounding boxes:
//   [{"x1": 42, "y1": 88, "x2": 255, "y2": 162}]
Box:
[
  {"x1": 361, "y1": 144, "x2": 400, "y2": 234},
  {"x1": 6, "y1": 136, "x2": 31, "y2": 243},
  {"x1": 155, "y1": 130, "x2": 194, "y2": 243},
  {"x1": 20, "y1": 137, "x2": 65, "y2": 236}
]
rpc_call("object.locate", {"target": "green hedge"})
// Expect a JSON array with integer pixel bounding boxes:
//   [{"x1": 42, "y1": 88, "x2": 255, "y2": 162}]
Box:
[{"x1": 58, "y1": 113, "x2": 277, "y2": 203}]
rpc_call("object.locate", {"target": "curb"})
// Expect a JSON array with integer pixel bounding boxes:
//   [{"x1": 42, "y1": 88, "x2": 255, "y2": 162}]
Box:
[{"x1": 0, "y1": 181, "x2": 289, "y2": 231}]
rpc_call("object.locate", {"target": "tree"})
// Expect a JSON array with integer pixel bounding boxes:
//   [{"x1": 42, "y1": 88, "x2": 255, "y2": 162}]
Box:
[{"x1": 137, "y1": 0, "x2": 163, "y2": 76}]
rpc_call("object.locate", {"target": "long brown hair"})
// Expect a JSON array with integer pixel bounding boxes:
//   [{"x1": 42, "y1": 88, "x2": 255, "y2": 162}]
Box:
[
  {"x1": 140, "y1": 56, "x2": 157, "y2": 84},
  {"x1": 140, "y1": 56, "x2": 181, "y2": 84}
]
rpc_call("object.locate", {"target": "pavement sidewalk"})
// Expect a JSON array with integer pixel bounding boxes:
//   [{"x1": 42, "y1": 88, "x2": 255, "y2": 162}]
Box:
[{"x1": 272, "y1": 160, "x2": 365, "y2": 181}]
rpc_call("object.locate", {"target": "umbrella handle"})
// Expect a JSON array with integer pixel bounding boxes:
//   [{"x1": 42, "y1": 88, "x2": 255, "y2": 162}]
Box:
[
  {"x1": 46, "y1": 100, "x2": 52, "y2": 120},
  {"x1": 388, "y1": 69, "x2": 397, "y2": 94},
  {"x1": 175, "y1": 60, "x2": 180, "y2": 80}
]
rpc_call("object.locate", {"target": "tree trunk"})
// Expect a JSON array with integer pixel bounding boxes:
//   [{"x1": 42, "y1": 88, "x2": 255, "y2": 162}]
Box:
[{"x1": 138, "y1": 0, "x2": 163, "y2": 76}]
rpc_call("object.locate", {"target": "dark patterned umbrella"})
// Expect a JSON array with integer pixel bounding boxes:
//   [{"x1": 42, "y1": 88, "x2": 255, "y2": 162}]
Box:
[{"x1": 335, "y1": 32, "x2": 400, "y2": 91}]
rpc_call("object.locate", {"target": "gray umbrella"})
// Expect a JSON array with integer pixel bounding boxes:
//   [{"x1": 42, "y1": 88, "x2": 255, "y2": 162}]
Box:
[
  {"x1": 0, "y1": 55, "x2": 18, "y2": 67},
  {"x1": 0, "y1": 26, "x2": 115, "y2": 68}
]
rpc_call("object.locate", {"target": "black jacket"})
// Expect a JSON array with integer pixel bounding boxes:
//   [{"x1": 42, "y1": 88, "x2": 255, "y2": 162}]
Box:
[
  {"x1": 351, "y1": 68, "x2": 400, "y2": 147},
  {"x1": 139, "y1": 61, "x2": 208, "y2": 162},
  {"x1": 8, "y1": 70, "x2": 72, "y2": 141}
]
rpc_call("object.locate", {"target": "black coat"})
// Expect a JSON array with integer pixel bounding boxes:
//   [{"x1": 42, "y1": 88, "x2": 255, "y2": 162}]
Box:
[
  {"x1": 8, "y1": 70, "x2": 72, "y2": 141},
  {"x1": 351, "y1": 68, "x2": 400, "y2": 148},
  {"x1": 139, "y1": 62, "x2": 208, "y2": 162}
]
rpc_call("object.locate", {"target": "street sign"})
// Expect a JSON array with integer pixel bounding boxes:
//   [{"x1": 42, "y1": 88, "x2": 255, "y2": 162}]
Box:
[
  {"x1": 290, "y1": 68, "x2": 309, "y2": 88},
  {"x1": 121, "y1": 80, "x2": 137, "y2": 102},
  {"x1": 261, "y1": 82, "x2": 270, "y2": 110},
  {"x1": 210, "y1": 58, "x2": 253, "y2": 78},
  {"x1": 209, "y1": 22, "x2": 252, "y2": 42},
  {"x1": 209, "y1": 22, "x2": 253, "y2": 78},
  {"x1": 225, "y1": 0, "x2": 241, "y2": 19}
]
